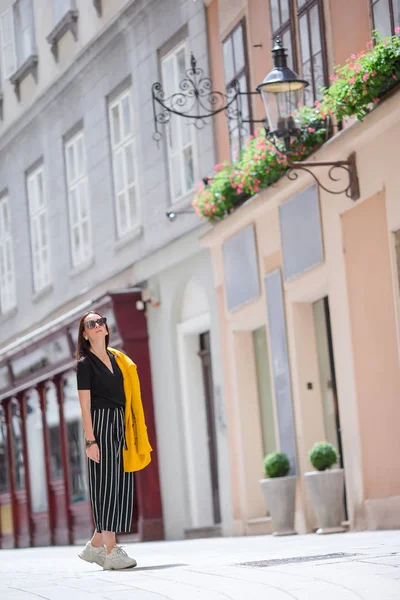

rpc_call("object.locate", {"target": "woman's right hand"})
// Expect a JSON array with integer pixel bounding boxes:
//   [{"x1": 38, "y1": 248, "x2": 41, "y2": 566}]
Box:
[{"x1": 86, "y1": 443, "x2": 100, "y2": 463}]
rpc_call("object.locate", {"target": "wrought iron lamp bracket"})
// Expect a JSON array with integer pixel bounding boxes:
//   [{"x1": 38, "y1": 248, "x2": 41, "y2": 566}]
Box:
[
  {"x1": 287, "y1": 152, "x2": 360, "y2": 201},
  {"x1": 152, "y1": 53, "x2": 241, "y2": 144}
]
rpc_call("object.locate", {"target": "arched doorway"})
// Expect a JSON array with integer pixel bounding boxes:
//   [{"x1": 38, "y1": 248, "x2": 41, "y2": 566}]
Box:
[{"x1": 177, "y1": 278, "x2": 221, "y2": 536}]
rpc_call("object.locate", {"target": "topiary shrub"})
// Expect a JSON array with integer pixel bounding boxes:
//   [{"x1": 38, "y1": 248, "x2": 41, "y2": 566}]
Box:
[
  {"x1": 309, "y1": 442, "x2": 338, "y2": 471},
  {"x1": 264, "y1": 452, "x2": 290, "y2": 478}
]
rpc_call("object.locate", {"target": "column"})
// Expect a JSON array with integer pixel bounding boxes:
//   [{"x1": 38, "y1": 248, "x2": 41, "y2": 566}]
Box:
[
  {"x1": 4, "y1": 399, "x2": 18, "y2": 547},
  {"x1": 17, "y1": 392, "x2": 33, "y2": 546},
  {"x1": 38, "y1": 382, "x2": 56, "y2": 545},
  {"x1": 54, "y1": 374, "x2": 74, "y2": 544},
  {"x1": 0, "y1": 399, "x2": 15, "y2": 548}
]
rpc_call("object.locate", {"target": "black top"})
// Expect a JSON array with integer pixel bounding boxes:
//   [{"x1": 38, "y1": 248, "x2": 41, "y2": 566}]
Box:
[{"x1": 76, "y1": 350, "x2": 126, "y2": 410}]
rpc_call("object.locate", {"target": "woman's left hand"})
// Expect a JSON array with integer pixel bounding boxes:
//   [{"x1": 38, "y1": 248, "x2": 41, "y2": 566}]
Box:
[{"x1": 86, "y1": 443, "x2": 100, "y2": 463}]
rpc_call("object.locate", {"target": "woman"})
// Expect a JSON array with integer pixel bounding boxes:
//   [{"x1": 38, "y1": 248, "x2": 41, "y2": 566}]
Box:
[{"x1": 76, "y1": 311, "x2": 152, "y2": 570}]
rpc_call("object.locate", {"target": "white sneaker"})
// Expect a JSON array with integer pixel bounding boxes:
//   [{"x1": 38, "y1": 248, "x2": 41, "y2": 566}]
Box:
[
  {"x1": 103, "y1": 545, "x2": 137, "y2": 570},
  {"x1": 78, "y1": 541, "x2": 106, "y2": 567}
]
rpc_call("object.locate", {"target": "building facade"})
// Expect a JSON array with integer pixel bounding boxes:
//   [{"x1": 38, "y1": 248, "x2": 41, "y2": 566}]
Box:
[
  {"x1": 0, "y1": 0, "x2": 233, "y2": 548},
  {"x1": 201, "y1": 0, "x2": 400, "y2": 535}
]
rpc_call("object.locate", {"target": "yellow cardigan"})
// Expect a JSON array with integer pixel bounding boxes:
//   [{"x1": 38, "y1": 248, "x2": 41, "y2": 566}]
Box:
[{"x1": 108, "y1": 347, "x2": 152, "y2": 472}]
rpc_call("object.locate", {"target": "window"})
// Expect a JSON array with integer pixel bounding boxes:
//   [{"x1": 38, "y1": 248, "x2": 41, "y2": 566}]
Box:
[
  {"x1": 109, "y1": 88, "x2": 140, "y2": 238},
  {"x1": 268, "y1": 0, "x2": 328, "y2": 107},
  {"x1": 269, "y1": 0, "x2": 296, "y2": 70},
  {"x1": 53, "y1": 0, "x2": 75, "y2": 24},
  {"x1": 0, "y1": 195, "x2": 16, "y2": 314},
  {"x1": 14, "y1": 0, "x2": 35, "y2": 67},
  {"x1": 371, "y1": 0, "x2": 400, "y2": 37},
  {"x1": 223, "y1": 21, "x2": 251, "y2": 161},
  {"x1": 161, "y1": 41, "x2": 195, "y2": 202},
  {"x1": 27, "y1": 165, "x2": 51, "y2": 293},
  {"x1": 297, "y1": 0, "x2": 327, "y2": 106},
  {"x1": 64, "y1": 131, "x2": 92, "y2": 267},
  {"x1": 0, "y1": 9, "x2": 17, "y2": 78}
]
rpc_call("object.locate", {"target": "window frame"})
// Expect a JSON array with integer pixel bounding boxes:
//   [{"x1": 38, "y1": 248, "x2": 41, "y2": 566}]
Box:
[
  {"x1": 0, "y1": 8, "x2": 17, "y2": 79},
  {"x1": 297, "y1": 0, "x2": 328, "y2": 105},
  {"x1": 269, "y1": 0, "x2": 298, "y2": 71},
  {"x1": 13, "y1": 0, "x2": 36, "y2": 68},
  {"x1": 108, "y1": 87, "x2": 140, "y2": 239},
  {"x1": 52, "y1": 0, "x2": 75, "y2": 25},
  {"x1": 222, "y1": 19, "x2": 253, "y2": 161},
  {"x1": 26, "y1": 164, "x2": 52, "y2": 294},
  {"x1": 64, "y1": 130, "x2": 92, "y2": 268},
  {"x1": 370, "y1": 0, "x2": 399, "y2": 36},
  {"x1": 0, "y1": 194, "x2": 17, "y2": 314},
  {"x1": 161, "y1": 39, "x2": 197, "y2": 205}
]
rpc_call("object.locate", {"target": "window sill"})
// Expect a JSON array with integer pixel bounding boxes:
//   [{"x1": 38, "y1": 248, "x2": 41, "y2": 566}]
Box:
[
  {"x1": 0, "y1": 305, "x2": 17, "y2": 323},
  {"x1": 46, "y1": 10, "x2": 79, "y2": 62},
  {"x1": 93, "y1": 0, "x2": 102, "y2": 17},
  {"x1": 69, "y1": 256, "x2": 95, "y2": 278},
  {"x1": 114, "y1": 225, "x2": 143, "y2": 251},
  {"x1": 10, "y1": 55, "x2": 38, "y2": 101},
  {"x1": 169, "y1": 189, "x2": 196, "y2": 213},
  {"x1": 32, "y1": 283, "x2": 54, "y2": 304}
]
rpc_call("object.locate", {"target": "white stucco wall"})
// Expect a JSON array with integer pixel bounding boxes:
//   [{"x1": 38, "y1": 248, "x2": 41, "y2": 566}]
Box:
[{"x1": 135, "y1": 226, "x2": 233, "y2": 540}]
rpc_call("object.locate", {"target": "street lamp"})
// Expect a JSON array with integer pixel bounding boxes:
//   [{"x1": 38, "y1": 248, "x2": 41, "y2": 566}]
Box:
[
  {"x1": 256, "y1": 39, "x2": 308, "y2": 153},
  {"x1": 256, "y1": 39, "x2": 360, "y2": 200}
]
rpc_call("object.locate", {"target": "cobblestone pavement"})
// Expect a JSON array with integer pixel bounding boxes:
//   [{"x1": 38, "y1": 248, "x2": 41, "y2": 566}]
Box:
[{"x1": 0, "y1": 530, "x2": 400, "y2": 599}]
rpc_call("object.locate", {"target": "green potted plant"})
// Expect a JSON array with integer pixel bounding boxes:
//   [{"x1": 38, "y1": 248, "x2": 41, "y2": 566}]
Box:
[
  {"x1": 304, "y1": 442, "x2": 346, "y2": 534},
  {"x1": 259, "y1": 451, "x2": 297, "y2": 536}
]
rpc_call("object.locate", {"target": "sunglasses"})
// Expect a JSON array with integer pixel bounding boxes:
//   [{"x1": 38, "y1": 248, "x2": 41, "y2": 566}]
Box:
[{"x1": 84, "y1": 317, "x2": 107, "y2": 329}]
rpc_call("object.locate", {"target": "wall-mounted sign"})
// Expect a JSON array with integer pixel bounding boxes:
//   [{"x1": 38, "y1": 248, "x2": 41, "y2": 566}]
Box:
[
  {"x1": 11, "y1": 335, "x2": 71, "y2": 382},
  {"x1": 0, "y1": 365, "x2": 10, "y2": 391}
]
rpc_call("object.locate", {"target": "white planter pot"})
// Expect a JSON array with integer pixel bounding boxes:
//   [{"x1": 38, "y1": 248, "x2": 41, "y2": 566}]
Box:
[
  {"x1": 259, "y1": 475, "x2": 297, "y2": 536},
  {"x1": 304, "y1": 468, "x2": 346, "y2": 534}
]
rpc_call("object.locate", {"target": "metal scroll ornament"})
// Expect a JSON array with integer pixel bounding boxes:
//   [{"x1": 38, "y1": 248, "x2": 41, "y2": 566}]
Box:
[
  {"x1": 152, "y1": 53, "x2": 240, "y2": 143},
  {"x1": 286, "y1": 153, "x2": 360, "y2": 201}
]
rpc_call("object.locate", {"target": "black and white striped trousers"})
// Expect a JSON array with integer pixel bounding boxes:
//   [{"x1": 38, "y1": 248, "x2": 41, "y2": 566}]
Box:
[{"x1": 88, "y1": 407, "x2": 134, "y2": 533}]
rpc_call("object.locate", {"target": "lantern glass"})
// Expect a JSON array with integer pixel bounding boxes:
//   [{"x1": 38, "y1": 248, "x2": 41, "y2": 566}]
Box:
[{"x1": 259, "y1": 83, "x2": 304, "y2": 136}]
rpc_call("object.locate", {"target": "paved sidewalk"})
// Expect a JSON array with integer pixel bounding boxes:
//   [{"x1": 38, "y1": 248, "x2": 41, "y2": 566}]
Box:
[{"x1": 0, "y1": 530, "x2": 400, "y2": 599}]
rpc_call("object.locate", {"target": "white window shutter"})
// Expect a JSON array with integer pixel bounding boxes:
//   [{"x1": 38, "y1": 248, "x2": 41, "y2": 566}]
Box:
[
  {"x1": 14, "y1": 0, "x2": 35, "y2": 65},
  {"x1": 161, "y1": 41, "x2": 196, "y2": 204},
  {"x1": 27, "y1": 167, "x2": 51, "y2": 293},
  {"x1": 0, "y1": 9, "x2": 17, "y2": 78},
  {"x1": 108, "y1": 89, "x2": 140, "y2": 238},
  {"x1": 0, "y1": 197, "x2": 16, "y2": 313},
  {"x1": 64, "y1": 132, "x2": 92, "y2": 267}
]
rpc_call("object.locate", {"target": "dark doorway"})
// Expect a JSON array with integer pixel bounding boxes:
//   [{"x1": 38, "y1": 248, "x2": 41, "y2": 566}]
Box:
[
  {"x1": 198, "y1": 332, "x2": 221, "y2": 525},
  {"x1": 313, "y1": 297, "x2": 348, "y2": 520}
]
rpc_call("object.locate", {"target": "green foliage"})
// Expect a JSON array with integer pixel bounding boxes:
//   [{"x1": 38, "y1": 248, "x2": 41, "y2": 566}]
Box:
[
  {"x1": 192, "y1": 107, "x2": 328, "y2": 222},
  {"x1": 319, "y1": 30, "x2": 400, "y2": 120},
  {"x1": 264, "y1": 452, "x2": 291, "y2": 479},
  {"x1": 309, "y1": 442, "x2": 338, "y2": 472}
]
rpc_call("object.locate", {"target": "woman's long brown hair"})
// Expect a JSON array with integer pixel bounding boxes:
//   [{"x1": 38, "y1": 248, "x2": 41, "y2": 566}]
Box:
[{"x1": 76, "y1": 311, "x2": 110, "y2": 360}]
